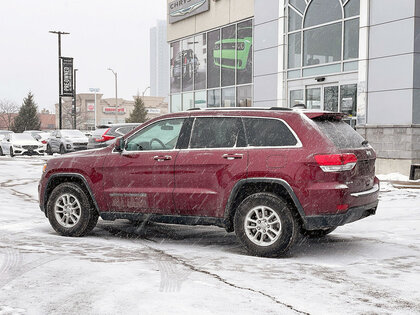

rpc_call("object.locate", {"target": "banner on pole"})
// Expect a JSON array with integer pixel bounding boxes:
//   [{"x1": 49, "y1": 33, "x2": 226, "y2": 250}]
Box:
[{"x1": 60, "y1": 57, "x2": 73, "y2": 97}]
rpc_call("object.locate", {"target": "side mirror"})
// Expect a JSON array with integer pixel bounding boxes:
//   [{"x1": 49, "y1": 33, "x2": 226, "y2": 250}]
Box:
[{"x1": 115, "y1": 137, "x2": 125, "y2": 152}]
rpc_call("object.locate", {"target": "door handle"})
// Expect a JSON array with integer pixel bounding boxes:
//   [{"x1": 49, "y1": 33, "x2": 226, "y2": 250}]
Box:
[
  {"x1": 154, "y1": 155, "x2": 172, "y2": 161},
  {"x1": 222, "y1": 153, "x2": 243, "y2": 160}
]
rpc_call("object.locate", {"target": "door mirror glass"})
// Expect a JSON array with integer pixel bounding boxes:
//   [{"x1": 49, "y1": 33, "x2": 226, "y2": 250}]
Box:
[{"x1": 115, "y1": 137, "x2": 125, "y2": 152}]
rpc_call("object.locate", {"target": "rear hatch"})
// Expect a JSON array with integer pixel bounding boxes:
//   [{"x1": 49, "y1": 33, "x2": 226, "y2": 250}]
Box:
[{"x1": 313, "y1": 117, "x2": 376, "y2": 193}]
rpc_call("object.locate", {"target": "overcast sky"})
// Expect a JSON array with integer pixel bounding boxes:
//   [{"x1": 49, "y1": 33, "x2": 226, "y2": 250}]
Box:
[{"x1": 0, "y1": 0, "x2": 166, "y2": 112}]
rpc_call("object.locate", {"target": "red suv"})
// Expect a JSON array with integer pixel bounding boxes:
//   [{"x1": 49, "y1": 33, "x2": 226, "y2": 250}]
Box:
[{"x1": 38, "y1": 108, "x2": 379, "y2": 257}]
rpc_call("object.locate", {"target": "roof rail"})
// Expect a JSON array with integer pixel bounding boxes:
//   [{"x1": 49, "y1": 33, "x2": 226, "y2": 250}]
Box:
[{"x1": 187, "y1": 107, "x2": 293, "y2": 111}]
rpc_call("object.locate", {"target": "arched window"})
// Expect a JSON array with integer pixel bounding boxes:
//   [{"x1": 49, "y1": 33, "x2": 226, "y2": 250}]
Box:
[
  {"x1": 287, "y1": 0, "x2": 360, "y2": 76},
  {"x1": 304, "y1": 0, "x2": 342, "y2": 28}
]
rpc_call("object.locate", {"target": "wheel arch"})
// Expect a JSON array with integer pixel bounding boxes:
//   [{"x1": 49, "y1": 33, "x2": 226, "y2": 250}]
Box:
[
  {"x1": 224, "y1": 178, "x2": 307, "y2": 232},
  {"x1": 43, "y1": 173, "x2": 100, "y2": 217}
]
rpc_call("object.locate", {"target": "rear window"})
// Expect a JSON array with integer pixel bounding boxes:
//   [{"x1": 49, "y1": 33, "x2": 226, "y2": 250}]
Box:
[
  {"x1": 244, "y1": 118, "x2": 298, "y2": 147},
  {"x1": 314, "y1": 120, "x2": 365, "y2": 149}
]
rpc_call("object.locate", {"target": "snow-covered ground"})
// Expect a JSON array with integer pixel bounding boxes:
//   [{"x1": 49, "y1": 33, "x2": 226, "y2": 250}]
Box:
[{"x1": 0, "y1": 156, "x2": 419, "y2": 315}]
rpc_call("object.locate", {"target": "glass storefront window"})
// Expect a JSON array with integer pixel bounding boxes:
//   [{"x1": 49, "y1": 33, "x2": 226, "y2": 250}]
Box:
[
  {"x1": 194, "y1": 34, "x2": 206, "y2": 90},
  {"x1": 344, "y1": 19, "x2": 359, "y2": 60},
  {"x1": 171, "y1": 94, "x2": 181, "y2": 113},
  {"x1": 306, "y1": 88, "x2": 321, "y2": 109},
  {"x1": 288, "y1": 7, "x2": 302, "y2": 32},
  {"x1": 207, "y1": 30, "x2": 221, "y2": 89},
  {"x1": 170, "y1": 42, "x2": 181, "y2": 93},
  {"x1": 324, "y1": 86, "x2": 339, "y2": 112},
  {"x1": 340, "y1": 84, "x2": 357, "y2": 116},
  {"x1": 289, "y1": 0, "x2": 306, "y2": 14},
  {"x1": 222, "y1": 87, "x2": 235, "y2": 107},
  {"x1": 302, "y1": 63, "x2": 341, "y2": 77},
  {"x1": 344, "y1": 0, "x2": 360, "y2": 18},
  {"x1": 182, "y1": 92, "x2": 194, "y2": 110},
  {"x1": 207, "y1": 89, "x2": 221, "y2": 107},
  {"x1": 289, "y1": 90, "x2": 304, "y2": 107},
  {"x1": 304, "y1": 0, "x2": 342, "y2": 28},
  {"x1": 237, "y1": 20, "x2": 253, "y2": 85},
  {"x1": 288, "y1": 33, "x2": 301, "y2": 68},
  {"x1": 303, "y1": 23, "x2": 342, "y2": 66},
  {"x1": 182, "y1": 37, "x2": 194, "y2": 92},
  {"x1": 194, "y1": 91, "x2": 207, "y2": 108},
  {"x1": 237, "y1": 85, "x2": 252, "y2": 107},
  {"x1": 221, "y1": 25, "x2": 236, "y2": 87}
]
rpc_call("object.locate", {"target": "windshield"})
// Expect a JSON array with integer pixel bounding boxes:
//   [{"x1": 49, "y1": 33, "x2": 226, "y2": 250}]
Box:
[
  {"x1": 12, "y1": 134, "x2": 36, "y2": 141},
  {"x1": 61, "y1": 130, "x2": 85, "y2": 137}
]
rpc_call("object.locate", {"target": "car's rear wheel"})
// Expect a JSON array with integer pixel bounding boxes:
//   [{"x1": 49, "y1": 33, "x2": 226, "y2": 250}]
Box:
[
  {"x1": 302, "y1": 227, "x2": 337, "y2": 238},
  {"x1": 46, "y1": 144, "x2": 53, "y2": 155},
  {"x1": 234, "y1": 193, "x2": 299, "y2": 257},
  {"x1": 59, "y1": 144, "x2": 66, "y2": 154},
  {"x1": 47, "y1": 183, "x2": 99, "y2": 237}
]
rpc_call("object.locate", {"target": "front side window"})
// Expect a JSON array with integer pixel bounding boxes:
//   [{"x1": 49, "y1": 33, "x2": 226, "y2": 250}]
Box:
[
  {"x1": 125, "y1": 118, "x2": 184, "y2": 151},
  {"x1": 244, "y1": 118, "x2": 298, "y2": 147},
  {"x1": 189, "y1": 117, "x2": 244, "y2": 149}
]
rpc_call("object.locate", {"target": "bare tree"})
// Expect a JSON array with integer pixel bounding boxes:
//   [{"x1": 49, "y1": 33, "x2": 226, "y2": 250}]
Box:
[
  {"x1": 0, "y1": 99, "x2": 19, "y2": 130},
  {"x1": 61, "y1": 96, "x2": 90, "y2": 129}
]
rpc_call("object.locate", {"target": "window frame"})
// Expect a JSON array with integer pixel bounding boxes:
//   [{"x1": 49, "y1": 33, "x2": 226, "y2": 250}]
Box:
[{"x1": 119, "y1": 117, "x2": 186, "y2": 153}]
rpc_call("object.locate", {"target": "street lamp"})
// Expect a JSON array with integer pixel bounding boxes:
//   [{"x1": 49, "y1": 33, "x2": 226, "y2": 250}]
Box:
[
  {"x1": 142, "y1": 86, "x2": 150, "y2": 97},
  {"x1": 107, "y1": 68, "x2": 118, "y2": 123},
  {"x1": 89, "y1": 88, "x2": 100, "y2": 128},
  {"x1": 49, "y1": 30, "x2": 69, "y2": 129},
  {"x1": 72, "y1": 68, "x2": 78, "y2": 129}
]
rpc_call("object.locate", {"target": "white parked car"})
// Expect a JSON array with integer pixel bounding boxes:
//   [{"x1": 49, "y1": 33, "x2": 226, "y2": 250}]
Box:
[{"x1": 0, "y1": 133, "x2": 45, "y2": 157}]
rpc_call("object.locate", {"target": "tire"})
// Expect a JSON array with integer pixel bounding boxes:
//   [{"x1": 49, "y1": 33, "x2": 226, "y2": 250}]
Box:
[
  {"x1": 46, "y1": 182, "x2": 99, "y2": 237},
  {"x1": 0, "y1": 147, "x2": 3, "y2": 156},
  {"x1": 46, "y1": 144, "x2": 53, "y2": 155},
  {"x1": 59, "y1": 144, "x2": 66, "y2": 154},
  {"x1": 234, "y1": 193, "x2": 299, "y2": 257},
  {"x1": 302, "y1": 227, "x2": 336, "y2": 238},
  {"x1": 10, "y1": 147, "x2": 14, "y2": 157}
]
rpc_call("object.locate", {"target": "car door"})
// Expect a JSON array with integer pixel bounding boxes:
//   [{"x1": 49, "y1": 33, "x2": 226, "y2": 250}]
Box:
[
  {"x1": 174, "y1": 116, "x2": 248, "y2": 218},
  {"x1": 49, "y1": 131, "x2": 58, "y2": 152},
  {"x1": 101, "y1": 117, "x2": 186, "y2": 213}
]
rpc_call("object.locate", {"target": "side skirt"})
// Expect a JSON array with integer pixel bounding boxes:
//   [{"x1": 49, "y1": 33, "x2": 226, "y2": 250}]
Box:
[{"x1": 100, "y1": 212, "x2": 226, "y2": 228}]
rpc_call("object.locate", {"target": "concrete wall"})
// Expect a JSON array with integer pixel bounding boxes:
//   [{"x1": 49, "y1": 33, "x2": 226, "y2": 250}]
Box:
[
  {"x1": 167, "y1": 0, "x2": 254, "y2": 42},
  {"x1": 253, "y1": 0, "x2": 286, "y2": 107}
]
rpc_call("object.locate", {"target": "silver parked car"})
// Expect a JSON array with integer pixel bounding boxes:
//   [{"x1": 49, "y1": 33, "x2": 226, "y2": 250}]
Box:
[{"x1": 46, "y1": 129, "x2": 89, "y2": 154}]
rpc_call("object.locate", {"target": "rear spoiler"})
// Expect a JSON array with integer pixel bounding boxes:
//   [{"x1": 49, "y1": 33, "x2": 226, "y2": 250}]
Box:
[{"x1": 303, "y1": 111, "x2": 346, "y2": 120}]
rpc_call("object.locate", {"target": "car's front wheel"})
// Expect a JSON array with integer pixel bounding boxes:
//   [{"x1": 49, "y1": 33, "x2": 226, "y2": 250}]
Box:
[
  {"x1": 59, "y1": 144, "x2": 66, "y2": 154},
  {"x1": 10, "y1": 147, "x2": 14, "y2": 157},
  {"x1": 46, "y1": 144, "x2": 53, "y2": 155},
  {"x1": 234, "y1": 193, "x2": 299, "y2": 257},
  {"x1": 47, "y1": 183, "x2": 99, "y2": 237}
]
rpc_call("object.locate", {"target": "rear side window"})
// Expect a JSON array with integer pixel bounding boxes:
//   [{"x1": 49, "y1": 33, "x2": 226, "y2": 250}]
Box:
[
  {"x1": 189, "y1": 117, "x2": 245, "y2": 149},
  {"x1": 314, "y1": 120, "x2": 365, "y2": 149},
  {"x1": 244, "y1": 118, "x2": 298, "y2": 147}
]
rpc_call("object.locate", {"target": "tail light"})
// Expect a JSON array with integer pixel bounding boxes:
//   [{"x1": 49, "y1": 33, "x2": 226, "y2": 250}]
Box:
[
  {"x1": 315, "y1": 153, "x2": 357, "y2": 172},
  {"x1": 41, "y1": 140, "x2": 47, "y2": 144},
  {"x1": 95, "y1": 128, "x2": 115, "y2": 143}
]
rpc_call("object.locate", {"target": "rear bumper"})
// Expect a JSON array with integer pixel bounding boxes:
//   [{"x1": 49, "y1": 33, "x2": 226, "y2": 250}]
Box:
[{"x1": 304, "y1": 201, "x2": 378, "y2": 230}]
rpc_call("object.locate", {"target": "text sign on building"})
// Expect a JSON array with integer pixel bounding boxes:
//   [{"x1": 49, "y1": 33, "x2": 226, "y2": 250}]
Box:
[
  {"x1": 103, "y1": 107, "x2": 126, "y2": 114},
  {"x1": 60, "y1": 57, "x2": 73, "y2": 97},
  {"x1": 168, "y1": 0, "x2": 209, "y2": 24}
]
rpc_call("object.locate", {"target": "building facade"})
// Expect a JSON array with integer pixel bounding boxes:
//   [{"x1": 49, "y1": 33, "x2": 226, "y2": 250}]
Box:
[
  {"x1": 56, "y1": 94, "x2": 168, "y2": 130},
  {"x1": 150, "y1": 20, "x2": 170, "y2": 102},
  {"x1": 167, "y1": 0, "x2": 420, "y2": 176}
]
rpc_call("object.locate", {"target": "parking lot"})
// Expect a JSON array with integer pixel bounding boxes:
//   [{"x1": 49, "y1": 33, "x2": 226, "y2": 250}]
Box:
[{"x1": 0, "y1": 156, "x2": 419, "y2": 314}]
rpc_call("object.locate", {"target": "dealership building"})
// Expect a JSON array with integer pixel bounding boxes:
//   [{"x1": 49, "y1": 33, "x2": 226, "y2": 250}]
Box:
[{"x1": 166, "y1": 0, "x2": 420, "y2": 176}]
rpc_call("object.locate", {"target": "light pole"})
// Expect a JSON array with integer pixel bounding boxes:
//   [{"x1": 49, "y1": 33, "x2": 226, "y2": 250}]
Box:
[
  {"x1": 89, "y1": 88, "x2": 100, "y2": 128},
  {"x1": 107, "y1": 68, "x2": 118, "y2": 123},
  {"x1": 72, "y1": 68, "x2": 78, "y2": 129},
  {"x1": 49, "y1": 30, "x2": 69, "y2": 130},
  {"x1": 142, "y1": 86, "x2": 150, "y2": 97}
]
